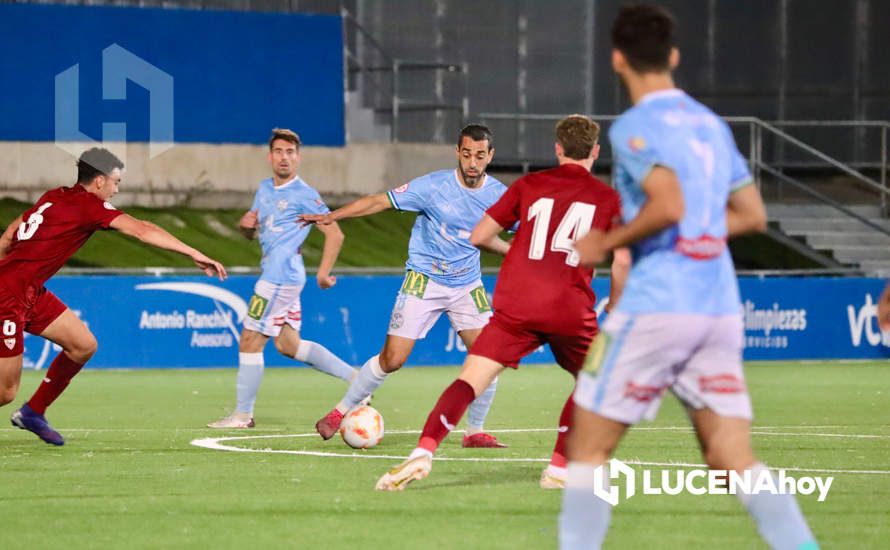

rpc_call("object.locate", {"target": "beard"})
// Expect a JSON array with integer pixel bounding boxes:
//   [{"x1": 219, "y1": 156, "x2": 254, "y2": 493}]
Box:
[{"x1": 459, "y1": 165, "x2": 483, "y2": 187}]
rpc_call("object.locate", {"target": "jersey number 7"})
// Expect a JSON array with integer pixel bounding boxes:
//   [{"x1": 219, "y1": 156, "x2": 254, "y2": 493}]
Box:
[{"x1": 527, "y1": 198, "x2": 596, "y2": 266}]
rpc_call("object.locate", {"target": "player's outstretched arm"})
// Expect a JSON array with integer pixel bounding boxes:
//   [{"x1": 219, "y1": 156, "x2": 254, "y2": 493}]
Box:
[
  {"x1": 0, "y1": 215, "x2": 23, "y2": 260},
  {"x1": 298, "y1": 193, "x2": 391, "y2": 226},
  {"x1": 470, "y1": 214, "x2": 510, "y2": 255},
  {"x1": 109, "y1": 214, "x2": 227, "y2": 280},
  {"x1": 726, "y1": 184, "x2": 767, "y2": 237},
  {"x1": 314, "y1": 221, "x2": 344, "y2": 289}
]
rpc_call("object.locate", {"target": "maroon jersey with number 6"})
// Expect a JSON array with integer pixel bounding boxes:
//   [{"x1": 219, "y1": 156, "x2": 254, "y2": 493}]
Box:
[
  {"x1": 0, "y1": 185, "x2": 123, "y2": 305},
  {"x1": 485, "y1": 164, "x2": 620, "y2": 334}
]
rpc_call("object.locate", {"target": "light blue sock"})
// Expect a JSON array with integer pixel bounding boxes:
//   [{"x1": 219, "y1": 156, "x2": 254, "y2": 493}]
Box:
[
  {"x1": 337, "y1": 354, "x2": 387, "y2": 412},
  {"x1": 738, "y1": 464, "x2": 819, "y2": 550},
  {"x1": 559, "y1": 462, "x2": 612, "y2": 550},
  {"x1": 235, "y1": 352, "x2": 264, "y2": 414},
  {"x1": 295, "y1": 340, "x2": 356, "y2": 382},
  {"x1": 467, "y1": 376, "x2": 498, "y2": 431}
]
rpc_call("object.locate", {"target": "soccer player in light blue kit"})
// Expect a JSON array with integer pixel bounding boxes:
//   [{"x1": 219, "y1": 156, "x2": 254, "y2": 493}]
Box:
[
  {"x1": 300, "y1": 125, "x2": 511, "y2": 447},
  {"x1": 209, "y1": 128, "x2": 356, "y2": 428},
  {"x1": 560, "y1": 6, "x2": 818, "y2": 550}
]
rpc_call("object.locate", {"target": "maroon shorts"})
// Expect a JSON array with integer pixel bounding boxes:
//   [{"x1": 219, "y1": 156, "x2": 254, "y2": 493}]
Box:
[
  {"x1": 0, "y1": 287, "x2": 68, "y2": 357},
  {"x1": 468, "y1": 311, "x2": 598, "y2": 375}
]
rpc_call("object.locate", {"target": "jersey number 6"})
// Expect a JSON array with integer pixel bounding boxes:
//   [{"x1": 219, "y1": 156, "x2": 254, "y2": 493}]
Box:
[
  {"x1": 527, "y1": 198, "x2": 596, "y2": 266},
  {"x1": 17, "y1": 202, "x2": 53, "y2": 241}
]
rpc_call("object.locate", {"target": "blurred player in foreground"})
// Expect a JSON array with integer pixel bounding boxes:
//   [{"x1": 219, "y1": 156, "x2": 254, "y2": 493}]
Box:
[
  {"x1": 559, "y1": 6, "x2": 818, "y2": 550},
  {"x1": 0, "y1": 147, "x2": 226, "y2": 445},
  {"x1": 300, "y1": 124, "x2": 511, "y2": 448},
  {"x1": 375, "y1": 115, "x2": 629, "y2": 491},
  {"x1": 209, "y1": 128, "x2": 357, "y2": 429}
]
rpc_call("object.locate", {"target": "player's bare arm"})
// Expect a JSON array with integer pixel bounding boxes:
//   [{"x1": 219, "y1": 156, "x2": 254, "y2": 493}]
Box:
[
  {"x1": 239, "y1": 209, "x2": 258, "y2": 240},
  {"x1": 313, "y1": 221, "x2": 344, "y2": 289},
  {"x1": 299, "y1": 193, "x2": 392, "y2": 226},
  {"x1": 469, "y1": 214, "x2": 511, "y2": 255},
  {"x1": 576, "y1": 166, "x2": 684, "y2": 265},
  {"x1": 726, "y1": 183, "x2": 767, "y2": 237},
  {"x1": 877, "y1": 283, "x2": 890, "y2": 332},
  {"x1": 109, "y1": 214, "x2": 227, "y2": 280},
  {"x1": 606, "y1": 247, "x2": 631, "y2": 312},
  {"x1": 0, "y1": 215, "x2": 23, "y2": 259}
]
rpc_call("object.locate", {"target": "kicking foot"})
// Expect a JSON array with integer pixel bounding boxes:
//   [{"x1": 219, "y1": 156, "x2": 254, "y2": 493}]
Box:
[
  {"x1": 315, "y1": 408, "x2": 344, "y2": 440},
  {"x1": 462, "y1": 432, "x2": 508, "y2": 448},
  {"x1": 10, "y1": 404, "x2": 64, "y2": 446},
  {"x1": 539, "y1": 467, "x2": 566, "y2": 490},
  {"x1": 375, "y1": 455, "x2": 432, "y2": 491},
  {"x1": 207, "y1": 412, "x2": 255, "y2": 428}
]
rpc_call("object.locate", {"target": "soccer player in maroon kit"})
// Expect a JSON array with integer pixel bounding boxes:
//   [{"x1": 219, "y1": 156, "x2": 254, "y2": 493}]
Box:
[
  {"x1": 0, "y1": 147, "x2": 227, "y2": 445},
  {"x1": 376, "y1": 115, "x2": 630, "y2": 491}
]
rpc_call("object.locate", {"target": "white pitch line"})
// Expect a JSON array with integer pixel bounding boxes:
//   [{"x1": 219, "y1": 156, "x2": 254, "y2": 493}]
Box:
[{"x1": 189, "y1": 430, "x2": 890, "y2": 475}]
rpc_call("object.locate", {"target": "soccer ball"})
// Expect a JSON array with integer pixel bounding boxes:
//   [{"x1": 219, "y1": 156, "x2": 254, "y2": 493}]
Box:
[{"x1": 339, "y1": 405, "x2": 384, "y2": 449}]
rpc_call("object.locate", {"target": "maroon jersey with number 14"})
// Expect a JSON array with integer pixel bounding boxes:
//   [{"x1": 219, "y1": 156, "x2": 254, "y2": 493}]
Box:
[
  {"x1": 0, "y1": 185, "x2": 123, "y2": 305},
  {"x1": 485, "y1": 164, "x2": 621, "y2": 334}
]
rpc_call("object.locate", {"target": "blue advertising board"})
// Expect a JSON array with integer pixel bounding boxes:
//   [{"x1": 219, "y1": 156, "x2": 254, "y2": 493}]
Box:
[
  {"x1": 0, "y1": 4, "x2": 344, "y2": 146},
  {"x1": 22, "y1": 275, "x2": 890, "y2": 370}
]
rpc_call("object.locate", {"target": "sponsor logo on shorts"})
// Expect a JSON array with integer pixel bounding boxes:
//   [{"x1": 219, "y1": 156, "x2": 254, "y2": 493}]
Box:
[
  {"x1": 400, "y1": 271, "x2": 429, "y2": 299},
  {"x1": 469, "y1": 286, "x2": 491, "y2": 314},
  {"x1": 247, "y1": 294, "x2": 269, "y2": 321},
  {"x1": 582, "y1": 332, "x2": 611, "y2": 374},
  {"x1": 623, "y1": 381, "x2": 666, "y2": 403},
  {"x1": 698, "y1": 374, "x2": 746, "y2": 394},
  {"x1": 389, "y1": 312, "x2": 404, "y2": 330}
]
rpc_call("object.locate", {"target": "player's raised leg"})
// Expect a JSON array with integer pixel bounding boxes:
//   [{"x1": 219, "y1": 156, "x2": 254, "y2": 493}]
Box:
[
  {"x1": 691, "y1": 406, "x2": 818, "y2": 549},
  {"x1": 208, "y1": 327, "x2": 267, "y2": 428},
  {"x1": 274, "y1": 322, "x2": 356, "y2": 382},
  {"x1": 316, "y1": 334, "x2": 415, "y2": 439},
  {"x1": 457, "y1": 327, "x2": 505, "y2": 448},
  {"x1": 375, "y1": 354, "x2": 505, "y2": 491},
  {"x1": 13, "y1": 305, "x2": 95, "y2": 446}
]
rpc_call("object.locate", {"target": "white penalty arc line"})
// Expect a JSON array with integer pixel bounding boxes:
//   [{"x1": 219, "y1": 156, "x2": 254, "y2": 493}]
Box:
[{"x1": 189, "y1": 429, "x2": 890, "y2": 475}]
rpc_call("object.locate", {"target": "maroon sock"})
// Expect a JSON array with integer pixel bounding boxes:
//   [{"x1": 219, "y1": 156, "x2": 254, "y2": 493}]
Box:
[
  {"x1": 417, "y1": 379, "x2": 476, "y2": 453},
  {"x1": 27, "y1": 353, "x2": 84, "y2": 415},
  {"x1": 549, "y1": 393, "x2": 576, "y2": 468}
]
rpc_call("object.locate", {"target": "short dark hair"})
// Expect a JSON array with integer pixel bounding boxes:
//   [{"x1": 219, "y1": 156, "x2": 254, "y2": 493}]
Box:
[
  {"x1": 77, "y1": 147, "x2": 124, "y2": 184},
  {"x1": 556, "y1": 115, "x2": 600, "y2": 160},
  {"x1": 269, "y1": 128, "x2": 301, "y2": 150},
  {"x1": 611, "y1": 4, "x2": 676, "y2": 73},
  {"x1": 458, "y1": 124, "x2": 494, "y2": 150}
]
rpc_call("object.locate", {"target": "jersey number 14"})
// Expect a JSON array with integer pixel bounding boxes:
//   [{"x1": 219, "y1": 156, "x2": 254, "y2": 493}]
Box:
[{"x1": 527, "y1": 198, "x2": 596, "y2": 267}]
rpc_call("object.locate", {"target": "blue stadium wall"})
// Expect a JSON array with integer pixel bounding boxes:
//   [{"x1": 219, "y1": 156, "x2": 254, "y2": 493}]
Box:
[
  {"x1": 21, "y1": 275, "x2": 890, "y2": 370},
  {"x1": 0, "y1": 4, "x2": 345, "y2": 146}
]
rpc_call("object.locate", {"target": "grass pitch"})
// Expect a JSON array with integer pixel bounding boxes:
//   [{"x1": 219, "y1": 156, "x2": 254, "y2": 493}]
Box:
[{"x1": 1, "y1": 362, "x2": 888, "y2": 549}]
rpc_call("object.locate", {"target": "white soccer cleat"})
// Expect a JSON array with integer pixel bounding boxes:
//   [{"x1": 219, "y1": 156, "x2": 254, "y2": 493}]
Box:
[
  {"x1": 207, "y1": 412, "x2": 255, "y2": 429},
  {"x1": 375, "y1": 455, "x2": 432, "y2": 492},
  {"x1": 539, "y1": 467, "x2": 566, "y2": 490}
]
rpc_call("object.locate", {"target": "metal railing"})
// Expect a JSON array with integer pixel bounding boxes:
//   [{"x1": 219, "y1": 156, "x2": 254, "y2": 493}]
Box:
[
  {"x1": 476, "y1": 113, "x2": 890, "y2": 211},
  {"x1": 341, "y1": 8, "x2": 469, "y2": 142}
]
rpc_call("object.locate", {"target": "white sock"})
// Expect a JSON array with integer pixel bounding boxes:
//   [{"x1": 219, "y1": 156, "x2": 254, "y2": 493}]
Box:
[
  {"x1": 337, "y1": 354, "x2": 387, "y2": 413},
  {"x1": 294, "y1": 340, "x2": 356, "y2": 382},
  {"x1": 235, "y1": 352, "x2": 264, "y2": 414}
]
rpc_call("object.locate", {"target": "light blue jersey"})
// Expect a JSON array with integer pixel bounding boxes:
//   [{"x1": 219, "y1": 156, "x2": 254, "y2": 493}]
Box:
[
  {"x1": 386, "y1": 169, "x2": 507, "y2": 287},
  {"x1": 610, "y1": 89, "x2": 753, "y2": 315},
  {"x1": 251, "y1": 176, "x2": 329, "y2": 286}
]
